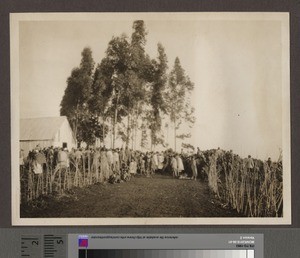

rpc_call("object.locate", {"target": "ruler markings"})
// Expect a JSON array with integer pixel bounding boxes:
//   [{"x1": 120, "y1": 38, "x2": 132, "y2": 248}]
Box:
[
  {"x1": 21, "y1": 235, "x2": 43, "y2": 258},
  {"x1": 21, "y1": 234, "x2": 66, "y2": 257}
]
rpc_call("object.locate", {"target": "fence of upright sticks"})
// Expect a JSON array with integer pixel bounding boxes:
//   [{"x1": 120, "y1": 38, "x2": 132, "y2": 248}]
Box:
[
  {"x1": 204, "y1": 152, "x2": 283, "y2": 217},
  {"x1": 20, "y1": 150, "x2": 284, "y2": 218},
  {"x1": 20, "y1": 156, "x2": 108, "y2": 203}
]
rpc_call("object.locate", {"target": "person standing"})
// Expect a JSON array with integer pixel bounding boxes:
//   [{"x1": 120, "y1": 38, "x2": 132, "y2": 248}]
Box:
[
  {"x1": 92, "y1": 148, "x2": 101, "y2": 182},
  {"x1": 106, "y1": 148, "x2": 114, "y2": 171},
  {"x1": 129, "y1": 157, "x2": 137, "y2": 176},
  {"x1": 125, "y1": 147, "x2": 131, "y2": 165},
  {"x1": 139, "y1": 154, "x2": 146, "y2": 175},
  {"x1": 176, "y1": 154, "x2": 184, "y2": 176},
  {"x1": 157, "y1": 152, "x2": 164, "y2": 173},
  {"x1": 113, "y1": 149, "x2": 120, "y2": 174},
  {"x1": 152, "y1": 152, "x2": 158, "y2": 173},
  {"x1": 171, "y1": 155, "x2": 178, "y2": 178},
  {"x1": 245, "y1": 155, "x2": 254, "y2": 173},
  {"x1": 100, "y1": 148, "x2": 109, "y2": 181},
  {"x1": 267, "y1": 157, "x2": 272, "y2": 169},
  {"x1": 75, "y1": 148, "x2": 82, "y2": 167},
  {"x1": 162, "y1": 151, "x2": 170, "y2": 174},
  {"x1": 215, "y1": 147, "x2": 222, "y2": 157},
  {"x1": 191, "y1": 155, "x2": 198, "y2": 180}
]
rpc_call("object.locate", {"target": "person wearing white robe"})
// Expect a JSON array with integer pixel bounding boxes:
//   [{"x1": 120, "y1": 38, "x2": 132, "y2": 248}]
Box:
[
  {"x1": 113, "y1": 150, "x2": 120, "y2": 173},
  {"x1": 176, "y1": 154, "x2": 184, "y2": 175},
  {"x1": 100, "y1": 150, "x2": 109, "y2": 181},
  {"x1": 171, "y1": 156, "x2": 178, "y2": 177},
  {"x1": 191, "y1": 156, "x2": 198, "y2": 180},
  {"x1": 152, "y1": 153, "x2": 158, "y2": 173},
  {"x1": 106, "y1": 149, "x2": 113, "y2": 170},
  {"x1": 129, "y1": 160, "x2": 137, "y2": 175},
  {"x1": 92, "y1": 149, "x2": 101, "y2": 182},
  {"x1": 158, "y1": 153, "x2": 164, "y2": 170}
]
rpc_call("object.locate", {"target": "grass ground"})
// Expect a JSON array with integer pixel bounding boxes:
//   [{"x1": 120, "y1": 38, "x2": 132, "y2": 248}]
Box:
[{"x1": 21, "y1": 174, "x2": 243, "y2": 218}]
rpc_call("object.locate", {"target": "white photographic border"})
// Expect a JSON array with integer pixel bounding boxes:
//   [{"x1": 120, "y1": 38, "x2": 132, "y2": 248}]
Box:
[{"x1": 10, "y1": 12, "x2": 291, "y2": 226}]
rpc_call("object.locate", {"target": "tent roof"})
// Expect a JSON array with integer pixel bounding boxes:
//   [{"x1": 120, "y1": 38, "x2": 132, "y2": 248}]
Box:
[{"x1": 20, "y1": 116, "x2": 68, "y2": 141}]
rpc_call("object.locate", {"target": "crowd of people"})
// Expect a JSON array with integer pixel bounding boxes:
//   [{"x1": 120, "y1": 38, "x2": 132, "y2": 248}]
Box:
[
  {"x1": 22, "y1": 144, "x2": 281, "y2": 195},
  {"x1": 20, "y1": 144, "x2": 277, "y2": 183},
  {"x1": 19, "y1": 144, "x2": 282, "y2": 216},
  {"x1": 20, "y1": 145, "x2": 207, "y2": 186}
]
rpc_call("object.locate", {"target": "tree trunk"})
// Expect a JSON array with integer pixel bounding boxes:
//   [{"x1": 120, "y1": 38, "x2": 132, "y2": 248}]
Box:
[
  {"x1": 166, "y1": 124, "x2": 169, "y2": 148},
  {"x1": 134, "y1": 117, "x2": 137, "y2": 150},
  {"x1": 113, "y1": 113, "x2": 116, "y2": 149},
  {"x1": 174, "y1": 117, "x2": 176, "y2": 152},
  {"x1": 126, "y1": 114, "x2": 130, "y2": 149},
  {"x1": 74, "y1": 103, "x2": 79, "y2": 145},
  {"x1": 113, "y1": 100, "x2": 119, "y2": 149},
  {"x1": 131, "y1": 114, "x2": 135, "y2": 150},
  {"x1": 131, "y1": 131, "x2": 134, "y2": 150},
  {"x1": 110, "y1": 118, "x2": 113, "y2": 148},
  {"x1": 102, "y1": 116, "x2": 105, "y2": 148}
]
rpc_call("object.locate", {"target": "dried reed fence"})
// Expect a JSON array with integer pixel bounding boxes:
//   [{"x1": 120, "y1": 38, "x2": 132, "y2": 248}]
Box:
[
  {"x1": 203, "y1": 151, "x2": 283, "y2": 217},
  {"x1": 20, "y1": 157, "x2": 110, "y2": 204},
  {"x1": 20, "y1": 149, "x2": 283, "y2": 218}
]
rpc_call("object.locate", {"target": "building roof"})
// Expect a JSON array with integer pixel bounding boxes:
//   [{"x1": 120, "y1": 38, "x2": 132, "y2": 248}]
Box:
[{"x1": 20, "y1": 116, "x2": 69, "y2": 141}]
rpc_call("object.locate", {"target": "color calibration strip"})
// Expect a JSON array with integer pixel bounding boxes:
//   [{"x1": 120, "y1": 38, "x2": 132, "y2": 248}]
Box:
[{"x1": 78, "y1": 250, "x2": 255, "y2": 258}]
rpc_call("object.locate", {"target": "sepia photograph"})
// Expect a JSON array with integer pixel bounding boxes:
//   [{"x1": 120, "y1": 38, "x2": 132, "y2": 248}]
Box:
[{"x1": 11, "y1": 12, "x2": 290, "y2": 225}]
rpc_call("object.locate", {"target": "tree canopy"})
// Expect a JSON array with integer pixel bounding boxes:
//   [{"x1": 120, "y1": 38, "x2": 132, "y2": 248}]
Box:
[
  {"x1": 60, "y1": 47, "x2": 95, "y2": 145},
  {"x1": 165, "y1": 57, "x2": 195, "y2": 151},
  {"x1": 60, "y1": 21, "x2": 196, "y2": 150}
]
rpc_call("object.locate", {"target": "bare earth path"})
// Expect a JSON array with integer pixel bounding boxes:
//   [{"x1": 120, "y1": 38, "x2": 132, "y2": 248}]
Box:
[{"x1": 21, "y1": 174, "x2": 243, "y2": 218}]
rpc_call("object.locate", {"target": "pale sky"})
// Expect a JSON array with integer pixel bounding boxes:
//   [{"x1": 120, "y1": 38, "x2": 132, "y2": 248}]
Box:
[{"x1": 18, "y1": 14, "x2": 287, "y2": 160}]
